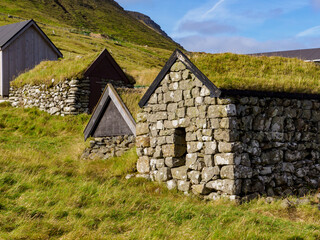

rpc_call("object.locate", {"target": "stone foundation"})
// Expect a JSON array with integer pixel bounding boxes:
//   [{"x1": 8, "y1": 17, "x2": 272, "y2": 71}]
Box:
[
  {"x1": 82, "y1": 135, "x2": 135, "y2": 160},
  {"x1": 136, "y1": 59, "x2": 320, "y2": 200}
]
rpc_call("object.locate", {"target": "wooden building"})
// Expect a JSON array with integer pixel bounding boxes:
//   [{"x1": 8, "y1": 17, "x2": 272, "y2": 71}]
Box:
[
  {"x1": 0, "y1": 19, "x2": 63, "y2": 96},
  {"x1": 84, "y1": 48, "x2": 134, "y2": 112},
  {"x1": 84, "y1": 83, "x2": 136, "y2": 141}
]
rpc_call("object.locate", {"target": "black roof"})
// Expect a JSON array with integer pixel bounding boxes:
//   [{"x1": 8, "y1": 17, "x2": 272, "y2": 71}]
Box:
[
  {"x1": 0, "y1": 19, "x2": 63, "y2": 57},
  {"x1": 0, "y1": 20, "x2": 31, "y2": 48},
  {"x1": 250, "y1": 48, "x2": 320, "y2": 61},
  {"x1": 138, "y1": 49, "x2": 221, "y2": 107}
]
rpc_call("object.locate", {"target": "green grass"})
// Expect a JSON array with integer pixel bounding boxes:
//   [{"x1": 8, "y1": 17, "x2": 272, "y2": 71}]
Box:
[
  {"x1": 2, "y1": 2, "x2": 320, "y2": 94},
  {"x1": 0, "y1": 0, "x2": 180, "y2": 50},
  {"x1": 0, "y1": 16, "x2": 169, "y2": 88},
  {"x1": 118, "y1": 88, "x2": 146, "y2": 121},
  {"x1": 191, "y1": 52, "x2": 320, "y2": 94},
  {"x1": 1, "y1": 103, "x2": 320, "y2": 239}
]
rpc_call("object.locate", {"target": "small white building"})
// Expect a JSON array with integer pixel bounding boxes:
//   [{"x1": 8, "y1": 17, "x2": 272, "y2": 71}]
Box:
[{"x1": 0, "y1": 19, "x2": 63, "y2": 96}]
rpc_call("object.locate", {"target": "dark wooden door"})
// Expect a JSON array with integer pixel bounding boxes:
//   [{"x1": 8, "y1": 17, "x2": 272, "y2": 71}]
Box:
[{"x1": 89, "y1": 77, "x2": 102, "y2": 113}]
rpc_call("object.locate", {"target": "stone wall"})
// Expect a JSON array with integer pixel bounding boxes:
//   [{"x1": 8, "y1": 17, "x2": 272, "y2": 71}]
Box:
[
  {"x1": 136, "y1": 59, "x2": 320, "y2": 200},
  {"x1": 9, "y1": 79, "x2": 90, "y2": 115},
  {"x1": 234, "y1": 96, "x2": 320, "y2": 199},
  {"x1": 82, "y1": 135, "x2": 135, "y2": 160},
  {"x1": 9, "y1": 78, "x2": 133, "y2": 116}
]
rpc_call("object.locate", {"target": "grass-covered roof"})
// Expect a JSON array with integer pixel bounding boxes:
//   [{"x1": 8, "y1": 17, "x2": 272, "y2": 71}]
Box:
[{"x1": 190, "y1": 52, "x2": 320, "y2": 94}]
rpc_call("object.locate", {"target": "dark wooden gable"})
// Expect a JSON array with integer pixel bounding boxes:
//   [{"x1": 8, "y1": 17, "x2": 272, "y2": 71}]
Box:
[
  {"x1": 138, "y1": 49, "x2": 221, "y2": 107},
  {"x1": 84, "y1": 83, "x2": 136, "y2": 141},
  {"x1": 84, "y1": 48, "x2": 131, "y2": 83}
]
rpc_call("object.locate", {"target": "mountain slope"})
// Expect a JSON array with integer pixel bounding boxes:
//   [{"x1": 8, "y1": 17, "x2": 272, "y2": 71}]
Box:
[
  {"x1": 127, "y1": 11, "x2": 172, "y2": 40},
  {"x1": 0, "y1": 0, "x2": 181, "y2": 50}
]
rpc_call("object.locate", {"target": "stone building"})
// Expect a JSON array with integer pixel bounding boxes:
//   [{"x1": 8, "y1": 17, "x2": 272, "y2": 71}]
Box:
[{"x1": 136, "y1": 49, "x2": 320, "y2": 200}]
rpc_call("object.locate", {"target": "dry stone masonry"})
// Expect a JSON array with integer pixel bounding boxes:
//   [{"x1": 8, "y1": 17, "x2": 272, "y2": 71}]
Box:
[
  {"x1": 136, "y1": 55, "x2": 320, "y2": 200},
  {"x1": 9, "y1": 79, "x2": 90, "y2": 115},
  {"x1": 82, "y1": 135, "x2": 135, "y2": 160},
  {"x1": 9, "y1": 78, "x2": 132, "y2": 116}
]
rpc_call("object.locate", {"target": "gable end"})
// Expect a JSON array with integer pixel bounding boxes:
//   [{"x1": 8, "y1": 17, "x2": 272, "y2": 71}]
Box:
[
  {"x1": 0, "y1": 20, "x2": 63, "y2": 58},
  {"x1": 84, "y1": 84, "x2": 136, "y2": 141},
  {"x1": 84, "y1": 48, "x2": 133, "y2": 84},
  {"x1": 138, "y1": 49, "x2": 221, "y2": 108}
]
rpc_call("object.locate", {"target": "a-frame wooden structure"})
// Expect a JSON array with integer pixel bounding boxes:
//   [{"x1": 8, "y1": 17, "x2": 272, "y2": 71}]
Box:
[
  {"x1": 84, "y1": 48, "x2": 134, "y2": 112},
  {"x1": 84, "y1": 83, "x2": 136, "y2": 141}
]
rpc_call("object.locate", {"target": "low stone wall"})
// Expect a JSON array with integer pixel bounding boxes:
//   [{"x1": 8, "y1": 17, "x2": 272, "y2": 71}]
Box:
[
  {"x1": 9, "y1": 78, "x2": 133, "y2": 116},
  {"x1": 82, "y1": 135, "x2": 136, "y2": 160},
  {"x1": 136, "y1": 58, "x2": 320, "y2": 200},
  {"x1": 9, "y1": 79, "x2": 90, "y2": 115}
]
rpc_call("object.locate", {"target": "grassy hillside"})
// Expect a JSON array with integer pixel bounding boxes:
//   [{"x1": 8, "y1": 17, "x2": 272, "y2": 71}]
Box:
[
  {"x1": 191, "y1": 52, "x2": 320, "y2": 94},
  {"x1": 3, "y1": 1, "x2": 320, "y2": 95},
  {"x1": 0, "y1": 0, "x2": 180, "y2": 50},
  {"x1": 0, "y1": 16, "x2": 170, "y2": 87},
  {"x1": 1, "y1": 103, "x2": 320, "y2": 239}
]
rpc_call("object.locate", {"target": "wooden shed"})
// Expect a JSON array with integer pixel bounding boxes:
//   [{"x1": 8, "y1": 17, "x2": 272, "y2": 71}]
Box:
[
  {"x1": 84, "y1": 83, "x2": 136, "y2": 141},
  {"x1": 0, "y1": 19, "x2": 63, "y2": 96},
  {"x1": 84, "y1": 48, "x2": 134, "y2": 112}
]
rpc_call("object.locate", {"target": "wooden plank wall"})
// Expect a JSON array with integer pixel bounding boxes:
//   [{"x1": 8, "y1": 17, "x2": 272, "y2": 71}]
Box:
[
  {"x1": 0, "y1": 51, "x2": 2, "y2": 96},
  {"x1": 1, "y1": 26, "x2": 58, "y2": 96},
  {"x1": 93, "y1": 100, "x2": 133, "y2": 137}
]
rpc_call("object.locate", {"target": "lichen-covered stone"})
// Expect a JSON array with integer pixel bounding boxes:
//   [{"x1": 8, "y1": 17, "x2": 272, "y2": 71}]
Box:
[
  {"x1": 162, "y1": 144, "x2": 186, "y2": 157},
  {"x1": 220, "y1": 165, "x2": 235, "y2": 179},
  {"x1": 154, "y1": 167, "x2": 172, "y2": 182},
  {"x1": 136, "y1": 136, "x2": 150, "y2": 148},
  {"x1": 202, "y1": 167, "x2": 220, "y2": 182},
  {"x1": 192, "y1": 184, "x2": 211, "y2": 195},
  {"x1": 178, "y1": 180, "x2": 191, "y2": 192},
  {"x1": 136, "y1": 123, "x2": 149, "y2": 136},
  {"x1": 165, "y1": 157, "x2": 185, "y2": 168},
  {"x1": 214, "y1": 153, "x2": 240, "y2": 166},
  {"x1": 171, "y1": 166, "x2": 188, "y2": 180},
  {"x1": 214, "y1": 129, "x2": 238, "y2": 142},
  {"x1": 204, "y1": 141, "x2": 217, "y2": 154},
  {"x1": 167, "y1": 179, "x2": 177, "y2": 190},
  {"x1": 137, "y1": 156, "x2": 150, "y2": 173},
  {"x1": 204, "y1": 155, "x2": 214, "y2": 167},
  {"x1": 188, "y1": 171, "x2": 201, "y2": 184},
  {"x1": 206, "y1": 179, "x2": 238, "y2": 195},
  {"x1": 187, "y1": 142, "x2": 203, "y2": 153}
]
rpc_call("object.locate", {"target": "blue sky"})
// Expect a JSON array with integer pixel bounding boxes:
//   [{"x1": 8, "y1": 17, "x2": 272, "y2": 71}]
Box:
[{"x1": 117, "y1": 0, "x2": 320, "y2": 54}]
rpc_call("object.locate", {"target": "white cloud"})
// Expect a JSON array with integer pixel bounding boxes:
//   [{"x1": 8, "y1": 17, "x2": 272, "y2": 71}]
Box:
[
  {"x1": 171, "y1": 0, "x2": 310, "y2": 53},
  {"x1": 202, "y1": 0, "x2": 226, "y2": 19},
  {"x1": 177, "y1": 20, "x2": 237, "y2": 35},
  {"x1": 174, "y1": 0, "x2": 308, "y2": 36},
  {"x1": 175, "y1": 35, "x2": 305, "y2": 54},
  {"x1": 297, "y1": 26, "x2": 320, "y2": 37}
]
